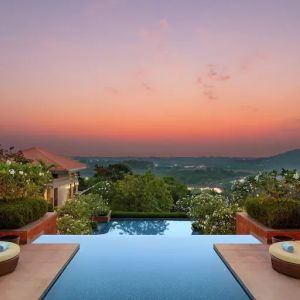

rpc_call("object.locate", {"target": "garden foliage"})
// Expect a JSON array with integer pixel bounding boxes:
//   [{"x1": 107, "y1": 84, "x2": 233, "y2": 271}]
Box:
[
  {"x1": 0, "y1": 160, "x2": 52, "y2": 200},
  {"x1": 57, "y1": 194, "x2": 110, "y2": 234},
  {"x1": 232, "y1": 169, "x2": 300, "y2": 228},
  {"x1": 109, "y1": 172, "x2": 173, "y2": 212},
  {"x1": 178, "y1": 191, "x2": 240, "y2": 234},
  {"x1": 0, "y1": 198, "x2": 48, "y2": 229}
]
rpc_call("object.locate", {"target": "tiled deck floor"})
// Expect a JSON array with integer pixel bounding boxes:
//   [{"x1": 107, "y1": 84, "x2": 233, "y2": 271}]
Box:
[
  {"x1": 0, "y1": 243, "x2": 79, "y2": 300},
  {"x1": 214, "y1": 244, "x2": 300, "y2": 300}
]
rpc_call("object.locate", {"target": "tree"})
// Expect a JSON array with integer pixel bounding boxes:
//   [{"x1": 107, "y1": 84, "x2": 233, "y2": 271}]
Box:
[
  {"x1": 94, "y1": 163, "x2": 132, "y2": 181},
  {"x1": 163, "y1": 176, "x2": 190, "y2": 205},
  {"x1": 110, "y1": 172, "x2": 173, "y2": 212}
]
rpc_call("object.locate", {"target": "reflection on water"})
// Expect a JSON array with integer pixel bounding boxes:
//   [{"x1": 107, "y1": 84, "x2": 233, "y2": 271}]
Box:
[{"x1": 95, "y1": 219, "x2": 199, "y2": 235}]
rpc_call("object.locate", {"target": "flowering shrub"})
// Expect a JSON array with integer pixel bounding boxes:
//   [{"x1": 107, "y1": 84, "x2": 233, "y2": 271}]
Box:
[
  {"x1": 90, "y1": 181, "x2": 112, "y2": 201},
  {"x1": 57, "y1": 194, "x2": 110, "y2": 234},
  {"x1": 57, "y1": 214, "x2": 92, "y2": 235},
  {"x1": 79, "y1": 193, "x2": 110, "y2": 216},
  {"x1": 0, "y1": 160, "x2": 52, "y2": 201},
  {"x1": 174, "y1": 195, "x2": 193, "y2": 213},
  {"x1": 231, "y1": 169, "x2": 300, "y2": 204},
  {"x1": 186, "y1": 191, "x2": 240, "y2": 234}
]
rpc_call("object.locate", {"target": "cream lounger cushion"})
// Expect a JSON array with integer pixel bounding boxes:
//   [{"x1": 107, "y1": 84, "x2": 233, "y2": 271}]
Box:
[
  {"x1": 269, "y1": 241, "x2": 300, "y2": 264},
  {"x1": 0, "y1": 242, "x2": 20, "y2": 262}
]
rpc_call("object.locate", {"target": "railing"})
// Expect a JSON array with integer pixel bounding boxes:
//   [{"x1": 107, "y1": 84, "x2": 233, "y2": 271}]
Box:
[{"x1": 78, "y1": 184, "x2": 98, "y2": 195}]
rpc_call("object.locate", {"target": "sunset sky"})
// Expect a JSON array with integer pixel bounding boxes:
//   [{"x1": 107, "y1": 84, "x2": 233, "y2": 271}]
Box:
[{"x1": 1, "y1": 0, "x2": 300, "y2": 157}]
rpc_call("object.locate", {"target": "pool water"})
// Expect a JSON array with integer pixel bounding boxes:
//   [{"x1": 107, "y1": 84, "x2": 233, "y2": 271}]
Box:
[
  {"x1": 95, "y1": 218, "x2": 199, "y2": 235},
  {"x1": 36, "y1": 235, "x2": 259, "y2": 300}
]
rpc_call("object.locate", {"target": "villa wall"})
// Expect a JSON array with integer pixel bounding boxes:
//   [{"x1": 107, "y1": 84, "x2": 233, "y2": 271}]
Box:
[
  {"x1": 236, "y1": 212, "x2": 300, "y2": 244},
  {"x1": 54, "y1": 174, "x2": 79, "y2": 206},
  {"x1": 0, "y1": 212, "x2": 57, "y2": 244}
]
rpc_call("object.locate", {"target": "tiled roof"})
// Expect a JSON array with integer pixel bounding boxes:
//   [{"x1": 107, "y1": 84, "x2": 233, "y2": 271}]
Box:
[{"x1": 22, "y1": 147, "x2": 86, "y2": 172}]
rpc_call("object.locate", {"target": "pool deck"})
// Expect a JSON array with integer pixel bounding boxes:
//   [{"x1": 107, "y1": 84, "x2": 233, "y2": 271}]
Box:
[
  {"x1": 214, "y1": 244, "x2": 300, "y2": 300},
  {"x1": 0, "y1": 243, "x2": 79, "y2": 300}
]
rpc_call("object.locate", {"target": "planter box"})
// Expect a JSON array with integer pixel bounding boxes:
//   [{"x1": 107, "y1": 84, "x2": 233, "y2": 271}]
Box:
[
  {"x1": 236, "y1": 212, "x2": 300, "y2": 244},
  {"x1": 92, "y1": 210, "x2": 111, "y2": 223},
  {"x1": 0, "y1": 212, "x2": 57, "y2": 244}
]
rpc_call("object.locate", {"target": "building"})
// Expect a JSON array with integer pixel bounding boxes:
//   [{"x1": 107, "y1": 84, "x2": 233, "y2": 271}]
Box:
[{"x1": 22, "y1": 147, "x2": 86, "y2": 207}]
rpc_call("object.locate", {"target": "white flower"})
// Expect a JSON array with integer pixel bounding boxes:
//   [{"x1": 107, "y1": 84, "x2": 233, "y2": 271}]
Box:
[
  {"x1": 19, "y1": 170, "x2": 24, "y2": 175},
  {"x1": 293, "y1": 172, "x2": 299, "y2": 180},
  {"x1": 9, "y1": 169, "x2": 15, "y2": 175},
  {"x1": 239, "y1": 178, "x2": 245, "y2": 183},
  {"x1": 39, "y1": 172, "x2": 44, "y2": 176},
  {"x1": 6, "y1": 160, "x2": 12, "y2": 165}
]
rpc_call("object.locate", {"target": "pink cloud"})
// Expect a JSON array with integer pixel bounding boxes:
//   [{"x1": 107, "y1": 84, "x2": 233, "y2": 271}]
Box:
[
  {"x1": 159, "y1": 19, "x2": 169, "y2": 30},
  {"x1": 142, "y1": 82, "x2": 154, "y2": 92},
  {"x1": 196, "y1": 64, "x2": 230, "y2": 100}
]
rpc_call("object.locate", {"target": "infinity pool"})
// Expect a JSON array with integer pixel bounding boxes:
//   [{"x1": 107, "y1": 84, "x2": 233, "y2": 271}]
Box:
[
  {"x1": 36, "y1": 235, "x2": 259, "y2": 300},
  {"x1": 95, "y1": 218, "x2": 199, "y2": 235}
]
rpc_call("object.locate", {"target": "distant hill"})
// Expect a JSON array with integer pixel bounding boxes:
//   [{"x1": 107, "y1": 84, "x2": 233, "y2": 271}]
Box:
[
  {"x1": 74, "y1": 149, "x2": 300, "y2": 187},
  {"x1": 264, "y1": 149, "x2": 300, "y2": 169}
]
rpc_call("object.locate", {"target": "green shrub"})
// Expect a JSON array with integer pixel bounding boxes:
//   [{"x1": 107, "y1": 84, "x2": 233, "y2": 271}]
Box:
[
  {"x1": 111, "y1": 211, "x2": 188, "y2": 218},
  {"x1": 48, "y1": 202, "x2": 54, "y2": 212},
  {"x1": 0, "y1": 198, "x2": 48, "y2": 229},
  {"x1": 245, "y1": 196, "x2": 300, "y2": 228}
]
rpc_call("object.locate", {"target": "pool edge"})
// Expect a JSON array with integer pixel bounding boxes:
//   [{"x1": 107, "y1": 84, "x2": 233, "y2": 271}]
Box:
[
  {"x1": 40, "y1": 243, "x2": 80, "y2": 300},
  {"x1": 213, "y1": 244, "x2": 255, "y2": 300}
]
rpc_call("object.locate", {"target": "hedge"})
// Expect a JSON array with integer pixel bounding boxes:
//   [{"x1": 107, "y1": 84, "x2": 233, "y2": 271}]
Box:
[
  {"x1": 0, "y1": 198, "x2": 48, "y2": 229},
  {"x1": 111, "y1": 211, "x2": 188, "y2": 219},
  {"x1": 245, "y1": 196, "x2": 300, "y2": 228}
]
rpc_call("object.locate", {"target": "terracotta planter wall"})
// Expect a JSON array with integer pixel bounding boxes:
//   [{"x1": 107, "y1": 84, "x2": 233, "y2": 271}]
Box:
[
  {"x1": 236, "y1": 212, "x2": 300, "y2": 244},
  {"x1": 0, "y1": 212, "x2": 57, "y2": 244},
  {"x1": 92, "y1": 210, "x2": 112, "y2": 223}
]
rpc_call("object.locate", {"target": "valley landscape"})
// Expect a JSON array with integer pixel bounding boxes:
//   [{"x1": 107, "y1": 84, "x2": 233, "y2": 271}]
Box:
[{"x1": 76, "y1": 149, "x2": 300, "y2": 189}]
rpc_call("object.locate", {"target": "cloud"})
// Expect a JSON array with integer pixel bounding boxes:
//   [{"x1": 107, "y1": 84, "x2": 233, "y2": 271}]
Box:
[
  {"x1": 207, "y1": 64, "x2": 230, "y2": 81},
  {"x1": 218, "y1": 74, "x2": 231, "y2": 81},
  {"x1": 196, "y1": 64, "x2": 230, "y2": 100},
  {"x1": 159, "y1": 19, "x2": 169, "y2": 30},
  {"x1": 142, "y1": 82, "x2": 154, "y2": 92},
  {"x1": 203, "y1": 88, "x2": 218, "y2": 101}
]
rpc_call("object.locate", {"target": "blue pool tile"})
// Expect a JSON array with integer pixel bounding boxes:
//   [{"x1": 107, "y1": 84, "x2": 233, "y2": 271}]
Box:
[
  {"x1": 95, "y1": 219, "x2": 198, "y2": 235},
  {"x1": 36, "y1": 235, "x2": 259, "y2": 300}
]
